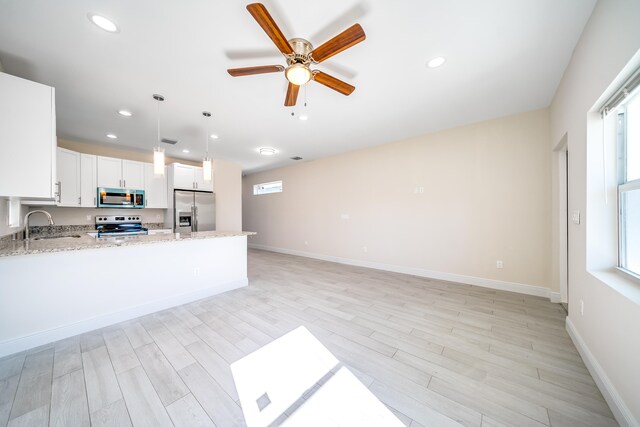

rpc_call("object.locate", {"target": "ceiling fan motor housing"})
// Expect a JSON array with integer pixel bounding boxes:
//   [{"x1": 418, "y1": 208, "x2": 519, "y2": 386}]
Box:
[{"x1": 286, "y1": 38, "x2": 314, "y2": 66}]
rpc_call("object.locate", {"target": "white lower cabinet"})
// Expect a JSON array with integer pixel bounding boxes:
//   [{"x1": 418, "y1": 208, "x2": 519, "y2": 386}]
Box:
[
  {"x1": 144, "y1": 164, "x2": 168, "y2": 208},
  {"x1": 56, "y1": 148, "x2": 80, "y2": 206},
  {"x1": 80, "y1": 154, "x2": 97, "y2": 207}
]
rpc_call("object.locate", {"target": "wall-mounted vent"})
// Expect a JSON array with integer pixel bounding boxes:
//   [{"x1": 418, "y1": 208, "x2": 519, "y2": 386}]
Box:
[
  {"x1": 290, "y1": 156, "x2": 303, "y2": 160},
  {"x1": 161, "y1": 138, "x2": 178, "y2": 145}
]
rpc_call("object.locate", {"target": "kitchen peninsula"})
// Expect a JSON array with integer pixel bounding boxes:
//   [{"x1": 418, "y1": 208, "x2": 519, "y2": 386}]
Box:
[{"x1": 0, "y1": 230, "x2": 254, "y2": 357}]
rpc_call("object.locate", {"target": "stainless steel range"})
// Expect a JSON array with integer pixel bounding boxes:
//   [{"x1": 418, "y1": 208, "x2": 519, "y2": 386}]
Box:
[{"x1": 95, "y1": 215, "x2": 148, "y2": 237}]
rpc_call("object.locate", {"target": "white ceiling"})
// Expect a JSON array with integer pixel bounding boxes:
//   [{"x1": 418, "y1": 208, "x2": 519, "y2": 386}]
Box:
[{"x1": 0, "y1": 0, "x2": 596, "y2": 173}]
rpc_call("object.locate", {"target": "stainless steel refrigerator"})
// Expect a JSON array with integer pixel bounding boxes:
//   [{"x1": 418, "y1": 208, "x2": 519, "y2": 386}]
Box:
[{"x1": 173, "y1": 190, "x2": 216, "y2": 232}]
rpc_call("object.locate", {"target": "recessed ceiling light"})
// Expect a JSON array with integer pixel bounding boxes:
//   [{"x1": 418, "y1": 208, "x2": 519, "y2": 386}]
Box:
[
  {"x1": 88, "y1": 14, "x2": 119, "y2": 33},
  {"x1": 210, "y1": 134, "x2": 219, "y2": 140},
  {"x1": 182, "y1": 149, "x2": 190, "y2": 153},
  {"x1": 299, "y1": 115, "x2": 308, "y2": 121},
  {"x1": 259, "y1": 147, "x2": 277, "y2": 156},
  {"x1": 106, "y1": 133, "x2": 118, "y2": 139},
  {"x1": 427, "y1": 56, "x2": 446, "y2": 68},
  {"x1": 117, "y1": 110, "x2": 132, "y2": 117}
]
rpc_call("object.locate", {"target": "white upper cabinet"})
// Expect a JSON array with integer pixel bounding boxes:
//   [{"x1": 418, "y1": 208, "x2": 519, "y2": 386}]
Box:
[
  {"x1": 97, "y1": 156, "x2": 122, "y2": 188},
  {"x1": 173, "y1": 163, "x2": 196, "y2": 190},
  {"x1": 122, "y1": 160, "x2": 145, "y2": 189},
  {"x1": 97, "y1": 156, "x2": 145, "y2": 189},
  {"x1": 144, "y1": 163, "x2": 168, "y2": 208},
  {"x1": 194, "y1": 166, "x2": 214, "y2": 192},
  {"x1": 80, "y1": 154, "x2": 97, "y2": 207},
  {"x1": 56, "y1": 148, "x2": 81, "y2": 206},
  {"x1": 170, "y1": 163, "x2": 213, "y2": 191},
  {"x1": 0, "y1": 72, "x2": 56, "y2": 199}
]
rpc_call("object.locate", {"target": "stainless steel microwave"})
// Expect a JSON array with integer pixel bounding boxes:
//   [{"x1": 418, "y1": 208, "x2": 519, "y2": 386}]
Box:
[{"x1": 97, "y1": 188, "x2": 145, "y2": 209}]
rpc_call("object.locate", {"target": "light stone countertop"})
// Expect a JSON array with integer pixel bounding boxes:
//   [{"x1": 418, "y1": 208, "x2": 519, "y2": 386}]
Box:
[{"x1": 0, "y1": 230, "x2": 256, "y2": 258}]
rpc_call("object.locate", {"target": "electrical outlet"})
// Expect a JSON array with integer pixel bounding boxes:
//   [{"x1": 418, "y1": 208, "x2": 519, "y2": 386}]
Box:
[
  {"x1": 155, "y1": 214, "x2": 161, "y2": 220},
  {"x1": 580, "y1": 299, "x2": 584, "y2": 316},
  {"x1": 419, "y1": 186, "x2": 424, "y2": 194},
  {"x1": 340, "y1": 213, "x2": 350, "y2": 220},
  {"x1": 496, "y1": 260, "x2": 504, "y2": 269},
  {"x1": 86, "y1": 215, "x2": 91, "y2": 221},
  {"x1": 363, "y1": 246, "x2": 368, "y2": 253}
]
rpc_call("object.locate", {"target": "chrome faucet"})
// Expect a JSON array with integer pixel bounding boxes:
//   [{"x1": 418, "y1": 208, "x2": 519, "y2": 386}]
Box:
[{"x1": 24, "y1": 210, "x2": 54, "y2": 240}]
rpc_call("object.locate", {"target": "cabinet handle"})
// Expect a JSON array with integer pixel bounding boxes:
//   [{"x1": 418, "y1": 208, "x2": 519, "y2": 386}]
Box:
[
  {"x1": 119, "y1": 179, "x2": 122, "y2": 187},
  {"x1": 56, "y1": 181, "x2": 61, "y2": 203},
  {"x1": 78, "y1": 197, "x2": 81, "y2": 205},
  {"x1": 94, "y1": 196, "x2": 96, "y2": 206},
  {"x1": 123, "y1": 179, "x2": 126, "y2": 188}
]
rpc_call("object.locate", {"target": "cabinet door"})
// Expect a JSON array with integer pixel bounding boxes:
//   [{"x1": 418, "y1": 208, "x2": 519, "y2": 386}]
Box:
[
  {"x1": 144, "y1": 163, "x2": 168, "y2": 208},
  {"x1": 122, "y1": 160, "x2": 145, "y2": 189},
  {"x1": 80, "y1": 154, "x2": 97, "y2": 207},
  {"x1": 173, "y1": 163, "x2": 195, "y2": 190},
  {"x1": 194, "y1": 166, "x2": 214, "y2": 192},
  {"x1": 56, "y1": 148, "x2": 80, "y2": 206},
  {"x1": 97, "y1": 156, "x2": 122, "y2": 188},
  {"x1": 0, "y1": 73, "x2": 56, "y2": 199}
]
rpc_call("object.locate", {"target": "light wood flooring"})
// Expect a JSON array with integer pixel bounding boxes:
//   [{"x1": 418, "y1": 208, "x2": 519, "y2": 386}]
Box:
[{"x1": 0, "y1": 249, "x2": 617, "y2": 426}]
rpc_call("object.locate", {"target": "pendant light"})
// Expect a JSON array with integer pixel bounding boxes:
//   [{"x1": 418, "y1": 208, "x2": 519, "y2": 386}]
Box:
[
  {"x1": 202, "y1": 111, "x2": 212, "y2": 182},
  {"x1": 153, "y1": 94, "x2": 165, "y2": 176}
]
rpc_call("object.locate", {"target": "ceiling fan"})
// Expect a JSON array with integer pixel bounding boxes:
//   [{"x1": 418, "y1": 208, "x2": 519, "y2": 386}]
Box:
[{"x1": 227, "y1": 3, "x2": 366, "y2": 107}]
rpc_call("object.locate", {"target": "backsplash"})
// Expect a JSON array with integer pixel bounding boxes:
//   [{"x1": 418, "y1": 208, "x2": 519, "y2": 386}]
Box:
[{"x1": 25, "y1": 206, "x2": 165, "y2": 226}]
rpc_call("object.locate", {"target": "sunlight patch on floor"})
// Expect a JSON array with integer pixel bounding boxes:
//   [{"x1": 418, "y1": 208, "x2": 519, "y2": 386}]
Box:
[{"x1": 231, "y1": 326, "x2": 404, "y2": 426}]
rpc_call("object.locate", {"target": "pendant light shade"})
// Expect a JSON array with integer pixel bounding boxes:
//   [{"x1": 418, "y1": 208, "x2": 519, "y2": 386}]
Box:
[
  {"x1": 154, "y1": 146, "x2": 165, "y2": 175},
  {"x1": 153, "y1": 94, "x2": 165, "y2": 176},
  {"x1": 202, "y1": 156, "x2": 212, "y2": 181},
  {"x1": 202, "y1": 111, "x2": 213, "y2": 182}
]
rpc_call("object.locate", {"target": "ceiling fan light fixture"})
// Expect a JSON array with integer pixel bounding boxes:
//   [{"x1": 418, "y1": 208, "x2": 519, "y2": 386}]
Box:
[{"x1": 285, "y1": 63, "x2": 312, "y2": 86}]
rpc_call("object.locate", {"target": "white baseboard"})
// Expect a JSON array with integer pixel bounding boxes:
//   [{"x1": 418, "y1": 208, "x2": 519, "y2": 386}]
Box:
[
  {"x1": 249, "y1": 244, "x2": 557, "y2": 301},
  {"x1": 566, "y1": 318, "x2": 638, "y2": 427},
  {"x1": 549, "y1": 292, "x2": 562, "y2": 303},
  {"x1": 0, "y1": 278, "x2": 248, "y2": 358}
]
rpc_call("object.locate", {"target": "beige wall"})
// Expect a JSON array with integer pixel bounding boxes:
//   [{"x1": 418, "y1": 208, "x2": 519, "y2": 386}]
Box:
[
  {"x1": 214, "y1": 160, "x2": 243, "y2": 231},
  {"x1": 244, "y1": 108, "x2": 551, "y2": 290},
  {"x1": 549, "y1": 0, "x2": 640, "y2": 423}
]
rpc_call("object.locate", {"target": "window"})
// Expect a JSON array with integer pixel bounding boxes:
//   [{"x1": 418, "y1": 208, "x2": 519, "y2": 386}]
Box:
[
  {"x1": 253, "y1": 180, "x2": 283, "y2": 195},
  {"x1": 618, "y1": 92, "x2": 640, "y2": 277}
]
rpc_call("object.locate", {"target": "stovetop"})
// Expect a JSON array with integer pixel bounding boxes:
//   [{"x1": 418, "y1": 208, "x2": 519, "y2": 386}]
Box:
[{"x1": 95, "y1": 215, "x2": 148, "y2": 237}]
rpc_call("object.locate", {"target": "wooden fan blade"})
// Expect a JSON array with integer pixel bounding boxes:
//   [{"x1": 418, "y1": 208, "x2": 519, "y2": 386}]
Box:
[
  {"x1": 312, "y1": 71, "x2": 355, "y2": 95},
  {"x1": 246, "y1": 3, "x2": 294, "y2": 55},
  {"x1": 310, "y1": 23, "x2": 365, "y2": 63},
  {"x1": 285, "y1": 82, "x2": 299, "y2": 106},
  {"x1": 227, "y1": 65, "x2": 284, "y2": 77}
]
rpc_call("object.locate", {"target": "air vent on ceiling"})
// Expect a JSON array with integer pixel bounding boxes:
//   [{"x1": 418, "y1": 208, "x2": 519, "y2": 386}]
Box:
[
  {"x1": 161, "y1": 138, "x2": 178, "y2": 145},
  {"x1": 290, "y1": 156, "x2": 303, "y2": 160}
]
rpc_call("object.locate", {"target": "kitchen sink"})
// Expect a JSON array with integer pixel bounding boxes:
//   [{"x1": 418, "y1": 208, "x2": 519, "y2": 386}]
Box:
[{"x1": 32, "y1": 235, "x2": 82, "y2": 240}]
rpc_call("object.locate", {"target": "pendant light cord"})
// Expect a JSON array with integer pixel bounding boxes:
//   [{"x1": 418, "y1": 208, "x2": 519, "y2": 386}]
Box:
[{"x1": 157, "y1": 99, "x2": 160, "y2": 144}]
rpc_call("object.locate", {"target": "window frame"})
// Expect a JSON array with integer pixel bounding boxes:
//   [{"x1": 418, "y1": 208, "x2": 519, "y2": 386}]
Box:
[
  {"x1": 617, "y1": 99, "x2": 640, "y2": 279},
  {"x1": 253, "y1": 180, "x2": 283, "y2": 196}
]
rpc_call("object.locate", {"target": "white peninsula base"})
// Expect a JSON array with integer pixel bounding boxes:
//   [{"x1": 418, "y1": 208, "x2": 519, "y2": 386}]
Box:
[{"x1": 0, "y1": 234, "x2": 248, "y2": 357}]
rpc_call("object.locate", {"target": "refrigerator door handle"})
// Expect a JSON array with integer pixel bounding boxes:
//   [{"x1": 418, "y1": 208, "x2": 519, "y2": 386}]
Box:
[{"x1": 193, "y1": 206, "x2": 198, "y2": 232}]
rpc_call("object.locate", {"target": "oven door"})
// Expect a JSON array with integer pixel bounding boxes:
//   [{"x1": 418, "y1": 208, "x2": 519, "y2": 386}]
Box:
[{"x1": 97, "y1": 188, "x2": 135, "y2": 208}]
